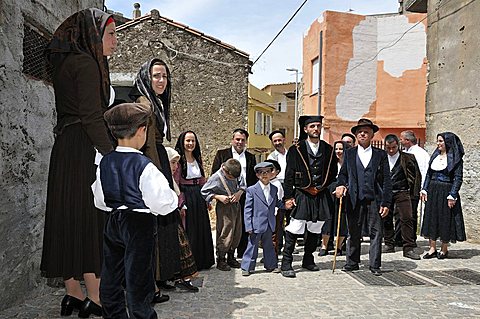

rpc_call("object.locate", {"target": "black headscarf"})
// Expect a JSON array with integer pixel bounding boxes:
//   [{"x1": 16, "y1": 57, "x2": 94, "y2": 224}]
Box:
[
  {"x1": 134, "y1": 58, "x2": 172, "y2": 142},
  {"x1": 175, "y1": 131, "x2": 205, "y2": 179},
  {"x1": 45, "y1": 8, "x2": 113, "y2": 107},
  {"x1": 429, "y1": 132, "x2": 464, "y2": 173}
]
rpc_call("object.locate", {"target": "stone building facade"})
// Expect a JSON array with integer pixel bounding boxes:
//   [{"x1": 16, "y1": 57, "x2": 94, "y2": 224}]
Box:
[
  {"x1": 303, "y1": 11, "x2": 427, "y2": 145},
  {"x1": 403, "y1": 0, "x2": 480, "y2": 241},
  {"x1": 108, "y1": 9, "x2": 251, "y2": 172},
  {"x1": 0, "y1": 0, "x2": 102, "y2": 309}
]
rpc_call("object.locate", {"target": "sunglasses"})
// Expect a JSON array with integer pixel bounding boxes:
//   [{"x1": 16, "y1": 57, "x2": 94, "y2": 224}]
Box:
[{"x1": 257, "y1": 169, "x2": 272, "y2": 175}]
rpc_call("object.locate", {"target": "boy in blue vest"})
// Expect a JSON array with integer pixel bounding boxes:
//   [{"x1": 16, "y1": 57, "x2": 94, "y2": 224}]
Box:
[{"x1": 92, "y1": 103, "x2": 178, "y2": 319}]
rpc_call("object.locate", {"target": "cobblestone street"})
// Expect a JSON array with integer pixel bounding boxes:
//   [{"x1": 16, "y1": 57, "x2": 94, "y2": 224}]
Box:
[{"x1": 2, "y1": 239, "x2": 480, "y2": 318}]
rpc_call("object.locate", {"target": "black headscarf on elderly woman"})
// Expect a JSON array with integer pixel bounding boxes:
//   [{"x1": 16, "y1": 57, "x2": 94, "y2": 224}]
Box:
[
  {"x1": 45, "y1": 8, "x2": 113, "y2": 106},
  {"x1": 134, "y1": 58, "x2": 172, "y2": 142},
  {"x1": 429, "y1": 132, "x2": 465, "y2": 173}
]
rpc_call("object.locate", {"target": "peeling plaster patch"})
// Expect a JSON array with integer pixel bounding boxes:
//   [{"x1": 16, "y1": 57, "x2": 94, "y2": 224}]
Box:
[
  {"x1": 336, "y1": 17, "x2": 377, "y2": 121},
  {"x1": 377, "y1": 15, "x2": 426, "y2": 77}
]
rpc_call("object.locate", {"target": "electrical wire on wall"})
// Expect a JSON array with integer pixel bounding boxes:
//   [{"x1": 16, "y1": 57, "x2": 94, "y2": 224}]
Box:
[{"x1": 147, "y1": 39, "x2": 251, "y2": 69}]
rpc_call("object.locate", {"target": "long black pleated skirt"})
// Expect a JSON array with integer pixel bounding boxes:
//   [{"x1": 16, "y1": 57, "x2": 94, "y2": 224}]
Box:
[
  {"x1": 40, "y1": 124, "x2": 105, "y2": 280},
  {"x1": 421, "y1": 180, "x2": 466, "y2": 243},
  {"x1": 182, "y1": 184, "x2": 215, "y2": 270}
]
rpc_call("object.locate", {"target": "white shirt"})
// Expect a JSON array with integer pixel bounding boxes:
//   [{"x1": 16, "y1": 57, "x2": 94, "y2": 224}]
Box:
[
  {"x1": 91, "y1": 146, "x2": 178, "y2": 216},
  {"x1": 388, "y1": 152, "x2": 400, "y2": 171},
  {"x1": 267, "y1": 149, "x2": 288, "y2": 182},
  {"x1": 307, "y1": 140, "x2": 319, "y2": 155},
  {"x1": 430, "y1": 154, "x2": 448, "y2": 171},
  {"x1": 357, "y1": 144, "x2": 372, "y2": 168},
  {"x1": 186, "y1": 160, "x2": 202, "y2": 179},
  {"x1": 232, "y1": 146, "x2": 247, "y2": 183},
  {"x1": 260, "y1": 182, "x2": 271, "y2": 204},
  {"x1": 405, "y1": 144, "x2": 430, "y2": 187}
]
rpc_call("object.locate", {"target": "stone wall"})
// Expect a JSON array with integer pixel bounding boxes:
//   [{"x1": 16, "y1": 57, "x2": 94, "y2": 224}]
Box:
[
  {"x1": 109, "y1": 11, "x2": 251, "y2": 172},
  {"x1": 0, "y1": 0, "x2": 101, "y2": 309},
  {"x1": 425, "y1": 0, "x2": 480, "y2": 242}
]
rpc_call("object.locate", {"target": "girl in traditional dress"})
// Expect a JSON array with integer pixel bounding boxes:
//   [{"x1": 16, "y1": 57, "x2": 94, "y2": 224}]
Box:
[{"x1": 175, "y1": 131, "x2": 215, "y2": 270}]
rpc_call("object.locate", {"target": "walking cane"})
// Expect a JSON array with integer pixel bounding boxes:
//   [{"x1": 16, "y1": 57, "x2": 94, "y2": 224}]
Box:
[
  {"x1": 419, "y1": 199, "x2": 424, "y2": 234},
  {"x1": 332, "y1": 196, "x2": 343, "y2": 273}
]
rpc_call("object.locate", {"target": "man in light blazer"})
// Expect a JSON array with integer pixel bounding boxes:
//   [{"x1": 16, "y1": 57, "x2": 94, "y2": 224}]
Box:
[
  {"x1": 335, "y1": 119, "x2": 392, "y2": 276},
  {"x1": 241, "y1": 162, "x2": 292, "y2": 275},
  {"x1": 211, "y1": 128, "x2": 257, "y2": 259}
]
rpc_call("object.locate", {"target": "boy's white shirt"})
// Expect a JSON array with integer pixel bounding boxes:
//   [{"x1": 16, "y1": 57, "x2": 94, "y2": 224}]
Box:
[
  {"x1": 91, "y1": 146, "x2": 178, "y2": 215},
  {"x1": 270, "y1": 177, "x2": 284, "y2": 216}
]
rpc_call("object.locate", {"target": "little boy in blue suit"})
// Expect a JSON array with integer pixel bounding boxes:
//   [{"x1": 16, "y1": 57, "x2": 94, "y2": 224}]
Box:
[{"x1": 241, "y1": 162, "x2": 293, "y2": 275}]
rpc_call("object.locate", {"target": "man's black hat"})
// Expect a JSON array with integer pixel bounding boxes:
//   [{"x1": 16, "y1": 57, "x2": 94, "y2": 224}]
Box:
[
  {"x1": 298, "y1": 115, "x2": 323, "y2": 140},
  {"x1": 233, "y1": 128, "x2": 249, "y2": 139},
  {"x1": 268, "y1": 130, "x2": 285, "y2": 140},
  {"x1": 350, "y1": 118, "x2": 379, "y2": 134}
]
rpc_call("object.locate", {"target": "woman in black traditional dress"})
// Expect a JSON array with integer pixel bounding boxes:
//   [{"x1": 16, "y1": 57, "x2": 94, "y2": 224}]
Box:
[
  {"x1": 134, "y1": 58, "x2": 180, "y2": 300},
  {"x1": 421, "y1": 132, "x2": 466, "y2": 259},
  {"x1": 175, "y1": 131, "x2": 215, "y2": 270},
  {"x1": 40, "y1": 8, "x2": 116, "y2": 317}
]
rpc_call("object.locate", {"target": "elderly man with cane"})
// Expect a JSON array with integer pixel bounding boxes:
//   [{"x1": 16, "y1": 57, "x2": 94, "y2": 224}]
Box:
[{"x1": 335, "y1": 119, "x2": 392, "y2": 276}]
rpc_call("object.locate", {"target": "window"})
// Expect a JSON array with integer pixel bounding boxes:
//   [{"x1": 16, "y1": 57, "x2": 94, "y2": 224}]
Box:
[
  {"x1": 278, "y1": 97, "x2": 287, "y2": 112},
  {"x1": 264, "y1": 114, "x2": 272, "y2": 136},
  {"x1": 312, "y1": 57, "x2": 319, "y2": 94},
  {"x1": 255, "y1": 111, "x2": 264, "y2": 134},
  {"x1": 23, "y1": 18, "x2": 53, "y2": 84}
]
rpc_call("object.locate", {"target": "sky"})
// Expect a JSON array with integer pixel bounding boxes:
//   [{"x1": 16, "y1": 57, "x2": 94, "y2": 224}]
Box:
[{"x1": 104, "y1": 0, "x2": 399, "y2": 89}]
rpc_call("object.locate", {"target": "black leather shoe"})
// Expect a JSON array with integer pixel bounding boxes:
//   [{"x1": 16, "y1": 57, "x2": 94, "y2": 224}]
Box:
[
  {"x1": 318, "y1": 248, "x2": 328, "y2": 256},
  {"x1": 437, "y1": 251, "x2": 449, "y2": 259},
  {"x1": 341, "y1": 264, "x2": 359, "y2": 272},
  {"x1": 78, "y1": 298, "x2": 102, "y2": 318},
  {"x1": 422, "y1": 250, "x2": 438, "y2": 259},
  {"x1": 382, "y1": 245, "x2": 395, "y2": 253},
  {"x1": 227, "y1": 258, "x2": 241, "y2": 268},
  {"x1": 176, "y1": 280, "x2": 199, "y2": 292},
  {"x1": 302, "y1": 264, "x2": 320, "y2": 271},
  {"x1": 369, "y1": 267, "x2": 382, "y2": 276},
  {"x1": 152, "y1": 291, "x2": 170, "y2": 304},
  {"x1": 281, "y1": 269, "x2": 296, "y2": 278},
  {"x1": 403, "y1": 250, "x2": 421, "y2": 260},
  {"x1": 157, "y1": 280, "x2": 176, "y2": 290},
  {"x1": 60, "y1": 295, "x2": 83, "y2": 316}
]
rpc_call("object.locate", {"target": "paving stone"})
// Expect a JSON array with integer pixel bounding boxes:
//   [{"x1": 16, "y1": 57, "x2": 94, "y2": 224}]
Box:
[{"x1": 3, "y1": 240, "x2": 480, "y2": 318}]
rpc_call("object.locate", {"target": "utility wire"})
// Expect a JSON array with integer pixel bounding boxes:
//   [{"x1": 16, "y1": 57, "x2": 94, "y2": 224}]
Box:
[{"x1": 252, "y1": 0, "x2": 309, "y2": 66}]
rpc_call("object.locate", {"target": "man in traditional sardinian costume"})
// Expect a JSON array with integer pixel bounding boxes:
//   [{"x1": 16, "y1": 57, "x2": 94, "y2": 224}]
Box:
[{"x1": 281, "y1": 115, "x2": 337, "y2": 278}]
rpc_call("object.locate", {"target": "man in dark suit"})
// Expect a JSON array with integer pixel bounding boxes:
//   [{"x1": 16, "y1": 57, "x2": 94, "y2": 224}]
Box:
[
  {"x1": 211, "y1": 128, "x2": 257, "y2": 259},
  {"x1": 382, "y1": 134, "x2": 421, "y2": 260},
  {"x1": 281, "y1": 115, "x2": 337, "y2": 278},
  {"x1": 335, "y1": 118, "x2": 392, "y2": 276}
]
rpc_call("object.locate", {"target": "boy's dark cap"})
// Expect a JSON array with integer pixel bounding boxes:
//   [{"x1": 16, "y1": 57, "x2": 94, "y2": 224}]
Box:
[
  {"x1": 268, "y1": 130, "x2": 285, "y2": 140},
  {"x1": 104, "y1": 103, "x2": 152, "y2": 131},
  {"x1": 254, "y1": 161, "x2": 274, "y2": 172},
  {"x1": 264, "y1": 159, "x2": 281, "y2": 173},
  {"x1": 350, "y1": 118, "x2": 379, "y2": 134}
]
